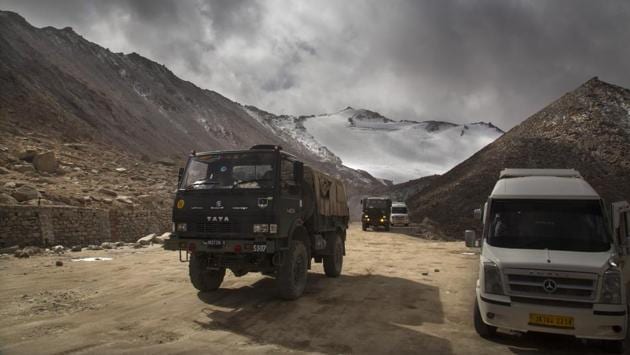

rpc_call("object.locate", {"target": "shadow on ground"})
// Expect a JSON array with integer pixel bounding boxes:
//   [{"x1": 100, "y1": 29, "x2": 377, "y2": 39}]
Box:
[{"x1": 196, "y1": 273, "x2": 453, "y2": 354}]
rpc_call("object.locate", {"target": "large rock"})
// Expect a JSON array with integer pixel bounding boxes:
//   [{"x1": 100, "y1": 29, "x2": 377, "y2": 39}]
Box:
[
  {"x1": 98, "y1": 188, "x2": 118, "y2": 197},
  {"x1": 137, "y1": 233, "x2": 156, "y2": 245},
  {"x1": 33, "y1": 151, "x2": 58, "y2": 173},
  {"x1": 13, "y1": 164, "x2": 35, "y2": 173},
  {"x1": 12, "y1": 185, "x2": 41, "y2": 202},
  {"x1": 0, "y1": 193, "x2": 18, "y2": 205},
  {"x1": 18, "y1": 149, "x2": 37, "y2": 162},
  {"x1": 156, "y1": 158, "x2": 176, "y2": 166},
  {"x1": 154, "y1": 232, "x2": 171, "y2": 244}
]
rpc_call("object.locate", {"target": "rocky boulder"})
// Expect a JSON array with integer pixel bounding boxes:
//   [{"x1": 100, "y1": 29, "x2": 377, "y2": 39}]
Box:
[
  {"x1": 154, "y1": 232, "x2": 171, "y2": 244},
  {"x1": 136, "y1": 233, "x2": 156, "y2": 245},
  {"x1": 33, "y1": 151, "x2": 58, "y2": 173},
  {"x1": 11, "y1": 185, "x2": 41, "y2": 202},
  {"x1": 0, "y1": 193, "x2": 18, "y2": 205},
  {"x1": 18, "y1": 149, "x2": 37, "y2": 162}
]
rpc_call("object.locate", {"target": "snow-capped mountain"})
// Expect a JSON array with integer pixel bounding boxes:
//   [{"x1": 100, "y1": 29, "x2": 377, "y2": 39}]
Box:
[{"x1": 247, "y1": 106, "x2": 503, "y2": 183}]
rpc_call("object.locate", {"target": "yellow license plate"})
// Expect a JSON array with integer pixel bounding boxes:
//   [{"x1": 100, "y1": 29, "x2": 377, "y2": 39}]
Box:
[{"x1": 528, "y1": 313, "x2": 574, "y2": 329}]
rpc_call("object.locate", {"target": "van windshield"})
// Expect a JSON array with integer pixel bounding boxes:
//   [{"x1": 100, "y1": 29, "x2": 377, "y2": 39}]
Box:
[
  {"x1": 487, "y1": 199, "x2": 610, "y2": 252},
  {"x1": 181, "y1": 153, "x2": 275, "y2": 190}
]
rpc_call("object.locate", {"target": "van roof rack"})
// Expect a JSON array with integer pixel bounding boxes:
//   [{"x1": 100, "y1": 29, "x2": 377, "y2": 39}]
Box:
[{"x1": 499, "y1": 168, "x2": 582, "y2": 179}]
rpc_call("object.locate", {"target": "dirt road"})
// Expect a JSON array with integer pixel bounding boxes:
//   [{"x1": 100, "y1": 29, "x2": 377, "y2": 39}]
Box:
[{"x1": 0, "y1": 225, "x2": 615, "y2": 354}]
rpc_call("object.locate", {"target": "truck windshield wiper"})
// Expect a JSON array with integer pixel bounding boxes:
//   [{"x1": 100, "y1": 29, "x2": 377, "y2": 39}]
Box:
[
  {"x1": 185, "y1": 179, "x2": 220, "y2": 189},
  {"x1": 232, "y1": 178, "x2": 270, "y2": 188}
]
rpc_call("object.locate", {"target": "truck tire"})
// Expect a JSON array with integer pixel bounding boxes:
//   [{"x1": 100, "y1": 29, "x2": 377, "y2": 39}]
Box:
[
  {"x1": 602, "y1": 340, "x2": 624, "y2": 354},
  {"x1": 362, "y1": 223, "x2": 367, "y2": 231},
  {"x1": 189, "y1": 253, "x2": 225, "y2": 292},
  {"x1": 323, "y1": 233, "x2": 343, "y2": 277},
  {"x1": 276, "y1": 240, "x2": 308, "y2": 300},
  {"x1": 384, "y1": 225, "x2": 390, "y2": 232},
  {"x1": 474, "y1": 298, "x2": 497, "y2": 338}
]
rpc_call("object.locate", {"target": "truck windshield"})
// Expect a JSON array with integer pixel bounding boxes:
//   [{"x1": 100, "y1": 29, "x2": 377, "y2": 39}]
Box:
[
  {"x1": 181, "y1": 153, "x2": 274, "y2": 190},
  {"x1": 487, "y1": 199, "x2": 610, "y2": 252},
  {"x1": 392, "y1": 207, "x2": 408, "y2": 214},
  {"x1": 366, "y1": 199, "x2": 388, "y2": 209}
]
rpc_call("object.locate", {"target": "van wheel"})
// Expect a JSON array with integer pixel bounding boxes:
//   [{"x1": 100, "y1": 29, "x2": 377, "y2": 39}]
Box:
[
  {"x1": 189, "y1": 253, "x2": 225, "y2": 292},
  {"x1": 277, "y1": 240, "x2": 308, "y2": 300},
  {"x1": 323, "y1": 233, "x2": 343, "y2": 277},
  {"x1": 474, "y1": 298, "x2": 497, "y2": 338}
]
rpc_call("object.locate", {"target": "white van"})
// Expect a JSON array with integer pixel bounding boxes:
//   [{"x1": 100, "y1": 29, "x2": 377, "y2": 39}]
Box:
[
  {"x1": 466, "y1": 169, "x2": 630, "y2": 352},
  {"x1": 390, "y1": 202, "x2": 409, "y2": 227}
]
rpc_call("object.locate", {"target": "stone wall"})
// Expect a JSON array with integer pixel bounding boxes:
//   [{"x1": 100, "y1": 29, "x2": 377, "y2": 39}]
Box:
[{"x1": 0, "y1": 205, "x2": 171, "y2": 248}]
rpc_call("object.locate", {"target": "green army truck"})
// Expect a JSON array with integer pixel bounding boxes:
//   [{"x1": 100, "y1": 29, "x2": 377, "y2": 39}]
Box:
[
  {"x1": 361, "y1": 197, "x2": 392, "y2": 231},
  {"x1": 168, "y1": 145, "x2": 349, "y2": 300}
]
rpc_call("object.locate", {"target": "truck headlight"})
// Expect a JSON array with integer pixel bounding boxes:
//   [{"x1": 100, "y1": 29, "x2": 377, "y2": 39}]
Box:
[
  {"x1": 483, "y1": 262, "x2": 504, "y2": 295},
  {"x1": 175, "y1": 223, "x2": 187, "y2": 232},
  {"x1": 601, "y1": 269, "x2": 622, "y2": 304}
]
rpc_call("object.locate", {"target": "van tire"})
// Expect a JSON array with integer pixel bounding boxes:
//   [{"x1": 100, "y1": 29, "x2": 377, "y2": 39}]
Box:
[
  {"x1": 189, "y1": 253, "x2": 225, "y2": 292},
  {"x1": 323, "y1": 233, "x2": 343, "y2": 277},
  {"x1": 277, "y1": 240, "x2": 308, "y2": 300},
  {"x1": 474, "y1": 298, "x2": 497, "y2": 338}
]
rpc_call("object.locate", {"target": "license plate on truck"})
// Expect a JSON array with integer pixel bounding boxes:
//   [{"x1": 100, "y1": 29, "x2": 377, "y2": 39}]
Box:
[
  {"x1": 203, "y1": 240, "x2": 225, "y2": 248},
  {"x1": 528, "y1": 313, "x2": 574, "y2": 329}
]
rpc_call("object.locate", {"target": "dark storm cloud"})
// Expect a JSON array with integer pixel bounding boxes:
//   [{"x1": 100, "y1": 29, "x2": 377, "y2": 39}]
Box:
[{"x1": 1, "y1": 0, "x2": 629, "y2": 129}]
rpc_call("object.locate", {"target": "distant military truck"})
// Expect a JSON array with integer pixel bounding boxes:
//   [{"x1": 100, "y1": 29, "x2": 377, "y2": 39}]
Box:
[
  {"x1": 361, "y1": 197, "x2": 392, "y2": 231},
  {"x1": 168, "y1": 145, "x2": 349, "y2": 300}
]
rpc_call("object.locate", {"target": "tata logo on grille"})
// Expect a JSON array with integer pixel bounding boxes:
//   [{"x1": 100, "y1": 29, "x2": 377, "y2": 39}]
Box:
[
  {"x1": 543, "y1": 279, "x2": 558, "y2": 293},
  {"x1": 207, "y1": 216, "x2": 230, "y2": 223}
]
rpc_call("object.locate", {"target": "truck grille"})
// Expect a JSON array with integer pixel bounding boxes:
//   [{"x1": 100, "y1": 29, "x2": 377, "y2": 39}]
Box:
[
  {"x1": 194, "y1": 222, "x2": 242, "y2": 234},
  {"x1": 504, "y1": 268, "x2": 598, "y2": 301}
]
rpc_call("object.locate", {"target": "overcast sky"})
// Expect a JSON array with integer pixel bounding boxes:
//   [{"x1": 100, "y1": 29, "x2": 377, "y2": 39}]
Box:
[{"x1": 2, "y1": 0, "x2": 629, "y2": 129}]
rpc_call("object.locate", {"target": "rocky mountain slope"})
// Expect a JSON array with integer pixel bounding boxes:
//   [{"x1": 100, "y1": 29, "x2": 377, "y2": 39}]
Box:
[
  {"x1": 0, "y1": 10, "x2": 385, "y2": 217},
  {"x1": 247, "y1": 106, "x2": 503, "y2": 183},
  {"x1": 407, "y1": 77, "x2": 630, "y2": 238}
]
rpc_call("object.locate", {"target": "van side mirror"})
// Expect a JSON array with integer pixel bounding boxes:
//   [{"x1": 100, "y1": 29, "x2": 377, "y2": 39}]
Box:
[
  {"x1": 178, "y1": 167, "x2": 185, "y2": 185},
  {"x1": 473, "y1": 208, "x2": 482, "y2": 220},
  {"x1": 464, "y1": 230, "x2": 477, "y2": 247}
]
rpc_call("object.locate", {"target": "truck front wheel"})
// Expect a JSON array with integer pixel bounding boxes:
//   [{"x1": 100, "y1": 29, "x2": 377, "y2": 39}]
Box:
[
  {"x1": 276, "y1": 240, "x2": 308, "y2": 300},
  {"x1": 362, "y1": 223, "x2": 367, "y2": 231},
  {"x1": 189, "y1": 253, "x2": 225, "y2": 292},
  {"x1": 323, "y1": 233, "x2": 343, "y2": 277},
  {"x1": 474, "y1": 298, "x2": 497, "y2": 338}
]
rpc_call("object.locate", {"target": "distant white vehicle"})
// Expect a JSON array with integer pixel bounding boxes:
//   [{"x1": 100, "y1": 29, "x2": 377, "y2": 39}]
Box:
[
  {"x1": 390, "y1": 202, "x2": 409, "y2": 227},
  {"x1": 466, "y1": 169, "x2": 630, "y2": 353}
]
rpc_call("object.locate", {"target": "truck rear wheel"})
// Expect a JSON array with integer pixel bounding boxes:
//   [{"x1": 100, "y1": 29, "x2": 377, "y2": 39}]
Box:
[
  {"x1": 189, "y1": 253, "x2": 225, "y2": 292},
  {"x1": 474, "y1": 298, "x2": 497, "y2": 338},
  {"x1": 323, "y1": 233, "x2": 343, "y2": 277},
  {"x1": 276, "y1": 240, "x2": 308, "y2": 300}
]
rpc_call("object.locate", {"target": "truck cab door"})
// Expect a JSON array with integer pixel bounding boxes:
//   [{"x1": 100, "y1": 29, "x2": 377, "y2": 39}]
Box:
[{"x1": 278, "y1": 158, "x2": 302, "y2": 237}]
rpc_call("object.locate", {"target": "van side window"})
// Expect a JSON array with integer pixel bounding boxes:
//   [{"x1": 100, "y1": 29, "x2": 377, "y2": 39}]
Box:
[{"x1": 281, "y1": 159, "x2": 296, "y2": 194}]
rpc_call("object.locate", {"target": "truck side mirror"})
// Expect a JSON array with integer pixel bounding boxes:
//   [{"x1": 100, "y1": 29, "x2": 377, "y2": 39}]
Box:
[
  {"x1": 464, "y1": 230, "x2": 477, "y2": 248},
  {"x1": 473, "y1": 208, "x2": 482, "y2": 220},
  {"x1": 293, "y1": 162, "x2": 304, "y2": 185},
  {"x1": 178, "y1": 167, "x2": 184, "y2": 185}
]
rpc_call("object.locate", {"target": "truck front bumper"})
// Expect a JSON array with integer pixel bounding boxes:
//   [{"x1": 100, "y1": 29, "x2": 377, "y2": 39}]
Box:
[{"x1": 477, "y1": 287, "x2": 627, "y2": 340}]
